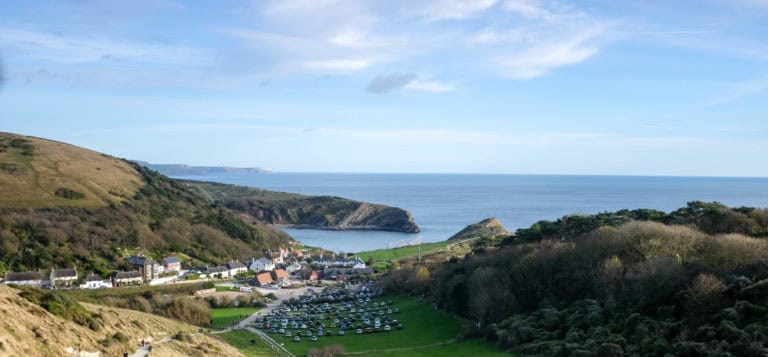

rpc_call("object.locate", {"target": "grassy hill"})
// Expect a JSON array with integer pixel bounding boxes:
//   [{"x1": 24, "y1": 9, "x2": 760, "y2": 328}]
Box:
[
  {"x1": 0, "y1": 132, "x2": 292, "y2": 275},
  {"x1": 0, "y1": 285, "x2": 242, "y2": 356},
  {"x1": 0, "y1": 133, "x2": 142, "y2": 208}
]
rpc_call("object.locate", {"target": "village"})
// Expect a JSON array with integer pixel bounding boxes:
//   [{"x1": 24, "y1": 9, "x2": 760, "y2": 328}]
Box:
[{"x1": 0, "y1": 246, "x2": 374, "y2": 291}]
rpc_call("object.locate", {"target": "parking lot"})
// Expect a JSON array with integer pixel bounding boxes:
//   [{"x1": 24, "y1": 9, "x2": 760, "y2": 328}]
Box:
[{"x1": 251, "y1": 284, "x2": 404, "y2": 344}]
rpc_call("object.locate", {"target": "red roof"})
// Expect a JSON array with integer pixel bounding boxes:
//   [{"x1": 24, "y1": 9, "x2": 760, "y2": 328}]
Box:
[
  {"x1": 271, "y1": 269, "x2": 289, "y2": 280},
  {"x1": 255, "y1": 272, "x2": 273, "y2": 285}
]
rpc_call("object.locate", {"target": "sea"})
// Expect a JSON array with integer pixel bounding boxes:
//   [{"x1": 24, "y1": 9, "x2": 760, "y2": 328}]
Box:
[{"x1": 172, "y1": 173, "x2": 768, "y2": 253}]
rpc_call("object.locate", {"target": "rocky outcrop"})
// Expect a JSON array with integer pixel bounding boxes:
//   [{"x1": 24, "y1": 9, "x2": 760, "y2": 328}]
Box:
[
  {"x1": 448, "y1": 217, "x2": 510, "y2": 241},
  {"x1": 183, "y1": 180, "x2": 420, "y2": 233}
]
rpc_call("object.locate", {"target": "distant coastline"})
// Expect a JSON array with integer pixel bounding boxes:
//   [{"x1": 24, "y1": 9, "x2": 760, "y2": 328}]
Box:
[{"x1": 134, "y1": 161, "x2": 272, "y2": 175}]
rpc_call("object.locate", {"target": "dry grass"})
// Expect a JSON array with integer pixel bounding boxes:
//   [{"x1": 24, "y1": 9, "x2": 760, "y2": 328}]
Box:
[
  {"x1": 0, "y1": 285, "x2": 242, "y2": 357},
  {"x1": 0, "y1": 132, "x2": 142, "y2": 208}
]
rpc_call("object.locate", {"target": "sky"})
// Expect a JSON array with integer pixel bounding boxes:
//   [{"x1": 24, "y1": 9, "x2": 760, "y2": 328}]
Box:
[{"x1": 0, "y1": 0, "x2": 767, "y2": 176}]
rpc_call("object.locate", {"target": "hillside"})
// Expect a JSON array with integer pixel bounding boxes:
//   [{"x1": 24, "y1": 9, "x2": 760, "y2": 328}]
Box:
[
  {"x1": 381, "y1": 202, "x2": 768, "y2": 356},
  {"x1": 0, "y1": 132, "x2": 292, "y2": 275},
  {"x1": 183, "y1": 180, "x2": 421, "y2": 233},
  {"x1": 448, "y1": 217, "x2": 510, "y2": 241},
  {"x1": 0, "y1": 285, "x2": 242, "y2": 356},
  {"x1": 0, "y1": 133, "x2": 142, "y2": 208}
]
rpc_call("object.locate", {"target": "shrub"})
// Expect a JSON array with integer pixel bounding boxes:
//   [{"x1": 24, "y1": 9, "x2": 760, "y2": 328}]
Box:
[{"x1": 54, "y1": 187, "x2": 86, "y2": 200}]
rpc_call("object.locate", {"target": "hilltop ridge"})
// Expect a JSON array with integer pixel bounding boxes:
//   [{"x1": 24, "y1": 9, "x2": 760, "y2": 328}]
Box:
[{"x1": 183, "y1": 180, "x2": 421, "y2": 233}]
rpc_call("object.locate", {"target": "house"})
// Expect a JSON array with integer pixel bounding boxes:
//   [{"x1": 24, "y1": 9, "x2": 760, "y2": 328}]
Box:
[
  {"x1": 271, "y1": 253, "x2": 284, "y2": 265},
  {"x1": 126, "y1": 255, "x2": 157, "y2": 282},
  {"x1": 351, "y1": 256, "x2": 367, "y2": 269},
  {"x1": 162, "y1": 256, "x2": 182, "y2": 273},
  {"x1": 80, "y1": 272, "x2": 111, "y2": 289},
  {"x1": 270, "y1": 269, "x2": 289, "y2": 283},
  {"x1": 50, "y1": 267, "x2": 78, "y2": 288},
  {"x1": 225, "y1": 260, "x2": 247, "y2": 276},
  {"x1": 307, "y1": 270, "x2": 322, "y2": 282},
  {"x1": 285, "y1": 262, "x2": 303, "y2": 275},
  {"x1": 111, "y1": 271, "x2": 143, "y2": 287},
  {"x1": 207, "y1": 265, "x2": 229, "y2": 279},
  {"x1": 255, "y1": 271, "x2": 273, "y2": 286},
  {"x1": 247, "y1": 257, "x2": 275, "y2": 272},
  {"x1": 4, "y1": 271, "x2": 43, "y2": 286},
  {"x1": 294, "y1": 250, "x2": 304, "y2": 258}
]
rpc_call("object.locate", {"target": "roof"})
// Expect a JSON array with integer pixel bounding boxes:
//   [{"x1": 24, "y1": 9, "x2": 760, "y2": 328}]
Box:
[
  {"x1": 51, "y1": 268, "x2": 77, "y2": 279},
  {"x1": 162, "y1": 256, "x2": 180, "y2": 264},
  {"x1": 207, "y1": 266, "x2": 228, "y2": 273},
  {"x1": 271, "y1": 269, "x2": 289, "y2": 279},
  {"x1": 253, "y1": 257, "x2": 272, "y2": 264},
  {"x1": 113, "y1": 271, "x2": 142, "y2": 279},
  {"x1": 5, "y1": 271, "x2": 42, "y2": 281},
  {"x1": 256, "y1": 271, "x2": 273, "y2": 285},
  {"x1": 226, "y1": 261, "x2": 246, "y2": 269},
  {"x1": 126, "y1": 255, "x2": 154, "y2": 266},
  {"x1": 85, "y1": 272, "x2": 104, "y2": 281}
]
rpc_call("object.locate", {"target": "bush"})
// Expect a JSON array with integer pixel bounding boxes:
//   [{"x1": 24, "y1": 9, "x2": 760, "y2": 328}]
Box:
[{"x1": 54, "y1": 187, "x2": 86, "y2": 200}]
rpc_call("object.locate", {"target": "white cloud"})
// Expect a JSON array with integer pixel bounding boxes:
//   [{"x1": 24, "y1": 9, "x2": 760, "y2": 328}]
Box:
[
  {"x1": 421, "y1": 0, "x2": 499, "y2": 21},
  {"x1": 303, "y1": 59, "x2": 373, "y2": 70},
  {"x1": 467, "y1": 1, "x2": 609, "y2": 79},
  {"x1": 403, "y1": 78, "x2": 457, "y2": 92},
  {"x1": 0, "y1": 27, "x2": 210, "y2": 66},
  {"x1": 502, "y1": 0, "x2": 553, "y2": 20},
  {"x1": 495, "y1": 27, "x2": 603, "y2": 79}
]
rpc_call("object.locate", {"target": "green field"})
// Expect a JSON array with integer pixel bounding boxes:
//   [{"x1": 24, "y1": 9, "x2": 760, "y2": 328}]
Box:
[
  {"x1": 217, "y1": 330, "x2": 285, "y2": 357},
  {"x1": 263, "y1": 295, "x2": 509, "y2": 356},
  {"x1": 211, "y1": 307, "x2": 262, "y2": 329},
  {"x1": 357, "y1": 241, "x2": 453, "y2": 262}
]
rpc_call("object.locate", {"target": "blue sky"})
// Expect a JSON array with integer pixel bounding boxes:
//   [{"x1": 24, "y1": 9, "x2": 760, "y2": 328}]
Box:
[{"x1": 0, "y1": 0, "x2": 766, "y2": 176}]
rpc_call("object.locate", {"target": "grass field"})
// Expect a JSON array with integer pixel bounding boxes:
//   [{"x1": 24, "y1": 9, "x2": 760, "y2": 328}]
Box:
[
  {"x1": 264, "y1": 295, "x2": 509, "y2": 356},
  {"x1": 357, "y1": 241, "x2": 454, "y2": 262},
  {"x1": 211, "y1": 307, "x2": 262, "y2": 329},
  {"x1": 216, "y1": 330, "x2": 284, "y2": 357},
  {"x1": 0, "y1": 132, "x2": 142, "y2": 208}
]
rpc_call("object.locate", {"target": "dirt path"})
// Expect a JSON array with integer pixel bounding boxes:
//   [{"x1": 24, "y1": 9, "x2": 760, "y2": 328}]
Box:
[{"x1": 128, "y1": 336, "x2": 173, "y2": 357}]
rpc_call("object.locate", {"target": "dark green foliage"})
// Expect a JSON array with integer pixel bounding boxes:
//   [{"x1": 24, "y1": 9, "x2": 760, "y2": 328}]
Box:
[
  {"x1": 418, "y1": 205, "x2": 768, "y2": 355},
  {"x1": 513, "y1": 201, "x2": 768, "y2": 243},
  {"x1": 54, "y1": 187, "x2": 86, "y2": 200}
]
